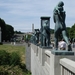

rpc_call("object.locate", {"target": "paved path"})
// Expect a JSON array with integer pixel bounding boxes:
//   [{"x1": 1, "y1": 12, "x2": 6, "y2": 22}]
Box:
[{"x1": 3, "y1": 42, "x2": 25, "y2": 46}]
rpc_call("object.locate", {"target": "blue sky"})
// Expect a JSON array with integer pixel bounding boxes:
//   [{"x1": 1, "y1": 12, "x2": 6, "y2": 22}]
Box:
[{"x1": 0, "y1": 0, "x2": 75, "y2": 32}]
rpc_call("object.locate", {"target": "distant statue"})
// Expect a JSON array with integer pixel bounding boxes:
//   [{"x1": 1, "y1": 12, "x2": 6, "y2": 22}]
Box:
[
  {"x1": 53, "y1": 1, "x2": 72, "y2": 51},
  {"x1": 42, "y1": 20, "x2": 50, "y2": 47},
  {"x1": 30, "y1": 32, "x2": 36, "y2": 44},
  {"x1": 35, "y1": 29, "x2": 40, "y2": 44},
  {"x1": 30, "y1": 29, "x2": 40, "y2": 45}
]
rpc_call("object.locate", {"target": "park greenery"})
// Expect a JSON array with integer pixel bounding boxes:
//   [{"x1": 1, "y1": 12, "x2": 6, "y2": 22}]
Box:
[
  {"x1": 14, "y1": 31, "x2": 24, "y2": 34},
  {"x1": 0, "y1": 44, "x2": 31, "y2": 75},
  {"x1": 67, "y1": 23, "x2": 75, "y2": 38},
  {"x1": 0, "y1": 18, "x2": 14, "y2": 42}
]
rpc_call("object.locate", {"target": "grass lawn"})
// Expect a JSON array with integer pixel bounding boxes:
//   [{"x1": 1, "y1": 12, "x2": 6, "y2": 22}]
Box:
[
  {"x1": 0, "y1": 44, "x2": 31, "y2": 75},
  {"x1": 0, "y1": 44, "x2": 25, "y2": 64}
]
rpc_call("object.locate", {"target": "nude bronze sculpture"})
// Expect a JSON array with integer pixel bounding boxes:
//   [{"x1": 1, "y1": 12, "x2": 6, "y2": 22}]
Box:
[{"x1": 53, "y1": 1, "x2": 72, "y2": 51}]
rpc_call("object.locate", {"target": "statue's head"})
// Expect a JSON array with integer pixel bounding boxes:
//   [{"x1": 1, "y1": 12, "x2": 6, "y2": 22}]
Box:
[
  {"x1": 58, "y1": 1, "x2": 64, "y2": 7},
  {"x1": 58, "y1": 6, "x2": 63, "y2": 12}
]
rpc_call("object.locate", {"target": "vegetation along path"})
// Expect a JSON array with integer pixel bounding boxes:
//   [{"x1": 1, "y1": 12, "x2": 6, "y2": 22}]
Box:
[{"x1": 0, "y1": 44, "x2": 31, "y2": 75}]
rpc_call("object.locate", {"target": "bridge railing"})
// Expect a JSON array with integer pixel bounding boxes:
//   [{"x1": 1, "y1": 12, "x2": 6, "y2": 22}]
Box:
[
  {"x1": 60, "y1": 58, "x2": 75, "y2": 75},
  {"x1": 31, "y1": 43, "x2": 75, "y2": 75}
]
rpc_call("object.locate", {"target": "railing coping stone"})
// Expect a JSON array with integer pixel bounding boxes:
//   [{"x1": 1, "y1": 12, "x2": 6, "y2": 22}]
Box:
[
  {"x1": 45, "y1": 50, "x2": 51, "y2": 56},
  {"x1": 60, "y1": 58, "x2": 75, "y2": 73}
]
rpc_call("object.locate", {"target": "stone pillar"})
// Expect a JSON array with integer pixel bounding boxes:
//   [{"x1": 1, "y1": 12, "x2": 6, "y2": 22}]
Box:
[{"x1": 25, "y1": 43, "x2": 31, "y2": 71}]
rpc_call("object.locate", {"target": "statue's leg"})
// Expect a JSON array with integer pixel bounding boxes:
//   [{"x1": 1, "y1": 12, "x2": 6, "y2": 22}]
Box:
[
  {"x1": 54, "y1": 31, "x2": 58, "y2": 50},
  {"x1": 46, "y1": 37, "x2": 49, "y2": 47},
  {"x1": 48, "y1": 34, "x2": 50, "y2": 46},
  {"x1": 43, "y1": 37, "x2": 46, "y2": 46},
  {"x1": 62, "y1": 30, "x2": 72, "y2": 51},
  {"x1": 46, "y1": 35, "x2": 51, "y2": 47},
  {"x1": 43, "y1": 37, "x2": 44, "y2": 46},
  {"x1": 62, "y1": 30, "x2": 69, "y2": 44}
]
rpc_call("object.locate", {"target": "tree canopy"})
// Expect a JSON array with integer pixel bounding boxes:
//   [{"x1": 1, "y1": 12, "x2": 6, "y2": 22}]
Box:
[
  {"x1": 66, "y1": 24, "x2": 75, "y2": 39},
  {"x1": 5, "y1": 24, "x2": 14, "y2": 41},
  {"x1": 0, "y1": 18, "x2": 14, "y2": 42}
]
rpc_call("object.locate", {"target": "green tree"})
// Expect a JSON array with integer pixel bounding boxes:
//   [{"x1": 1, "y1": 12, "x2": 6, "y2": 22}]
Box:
[
  {"x1": 5, "y1": 24, "x2": 14, "y2": 41},
  {"x1": 14, "y1": 31, "x2": 24, "y2": 34},
  {"x1": 66, "y1": 27, "x2": 71, "y2": 37},
  {"x1": 0, "y1": 18, "x2": 6, "y2": 41},
  {"x1": 0, "y1": 18, "x2": 14, "y2": 42},
  {"x1": 70, "y1": 24, "x2": 75, "y2": 38}
]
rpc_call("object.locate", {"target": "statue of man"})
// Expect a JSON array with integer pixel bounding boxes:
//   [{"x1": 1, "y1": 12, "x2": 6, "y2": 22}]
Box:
[{"x1": 53, "y1": 1, "x2": 72, "y2": 51}]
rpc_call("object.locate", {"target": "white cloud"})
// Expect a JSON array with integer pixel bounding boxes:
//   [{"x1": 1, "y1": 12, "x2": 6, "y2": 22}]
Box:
[{"x1": 0, "y1": 0, "x2": 75, "y2": 32}]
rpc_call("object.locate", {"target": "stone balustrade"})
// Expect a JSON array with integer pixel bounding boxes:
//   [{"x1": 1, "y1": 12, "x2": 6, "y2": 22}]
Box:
[
  {"x1": 60, "y1": 58, "x2": 75, "y2": 75},
  {"x1": 26, "y1": 43, "x2": 75, "y2": 75}
]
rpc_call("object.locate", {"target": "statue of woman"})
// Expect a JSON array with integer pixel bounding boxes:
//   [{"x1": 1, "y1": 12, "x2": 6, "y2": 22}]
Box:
[{"x1": 53, "y1": 1, "x2": 72, "y2": 51}]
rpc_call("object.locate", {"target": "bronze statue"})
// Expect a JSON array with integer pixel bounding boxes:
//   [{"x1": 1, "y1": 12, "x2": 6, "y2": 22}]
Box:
[
  {"x1": 30, "y1": 29, "x2": 40, "y2": 45},
  {"x1": 35, "y1": 29, "x2": 40, "y2": 44},
  {"x1": 42, "y1": 20, "x2": 50, "y2": 46},
  {"x1": 40, "y1": 17, "x2": 50, "y2": 47},
  {"x1": 53, "y1": 1, "x2": 72, "y2": 51}
]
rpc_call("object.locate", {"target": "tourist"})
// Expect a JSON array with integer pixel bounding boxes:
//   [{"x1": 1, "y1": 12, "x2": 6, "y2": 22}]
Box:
[{"x1": 58, "y1": 39, "x2": 66, "y2": 50}]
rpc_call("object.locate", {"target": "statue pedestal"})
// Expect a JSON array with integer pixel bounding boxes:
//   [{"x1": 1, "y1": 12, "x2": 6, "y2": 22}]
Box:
[
  {"x1": 50, "y1": 50, "x2": 74, "y2": 75},
  {"x1": 51, "y1": 50, "x2": 74, "y2": 55},
  {"x1": 41, "y1": 46, "x2": 52, "y2": 49},
  {"x1": 39, "y1": 45, "x2": 52, "y2": 49}
]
